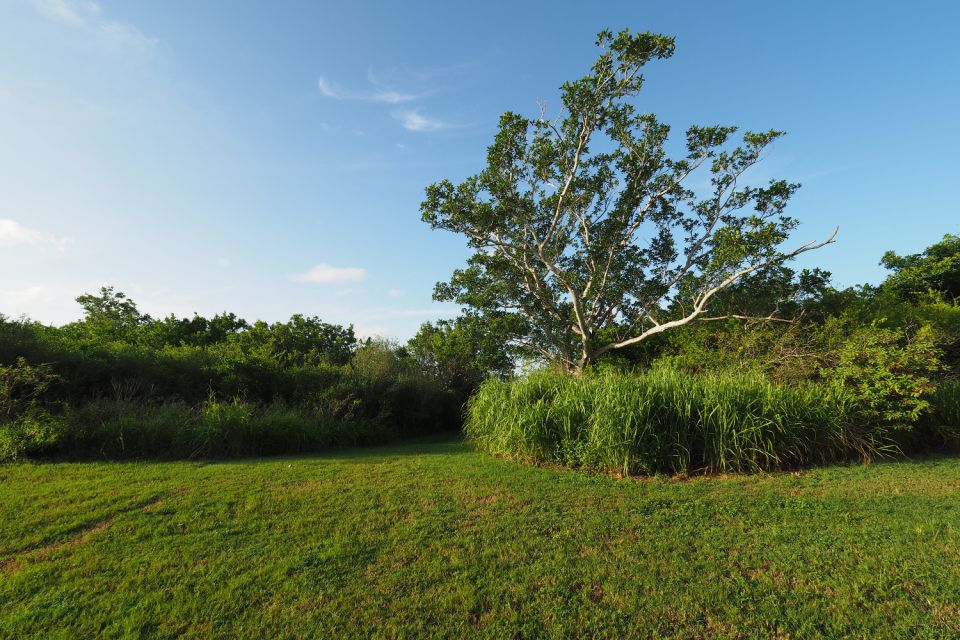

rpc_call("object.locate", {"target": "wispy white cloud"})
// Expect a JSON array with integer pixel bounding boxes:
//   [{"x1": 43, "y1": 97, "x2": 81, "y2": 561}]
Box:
[
  {"x1": 316, "y1": 76, "x2": 345, "y2": 99},
  {"x1": 317, "y1": 76, "x2": 419, "y2": 104},
  {"x1": 31, "y1": 0, "x2": 89, "y2": 25},
  {"x1": 387, "y1": 288, "x2": 404, "y2": 298},
  {"x1": 335, "y1": 287, "x2": 365, "y2": 297},
  {"x1": 30, "y1": 0, "x2": 158, "y2": 51},
  {"x1": 354, "y1": 325, "x2": 389, "y2": 339},
  {"x1": 318, "y1": 67, "x2": 466, "y2": 132},
  {"x1": 0, "y1": 219, "x2": 70, "y2": 251},
  {"x1": 292, "y1": 262, "x2": 367, "y2": 284},
  {"x1": 392, "y1": 109, "x2": 452, "y2": 132}
]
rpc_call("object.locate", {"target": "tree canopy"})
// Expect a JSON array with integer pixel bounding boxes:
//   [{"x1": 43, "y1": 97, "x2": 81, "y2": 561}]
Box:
[
  {"x1": 422, "y1": 29, "x2": 835, "y2": 370},
  {"x1": 880, "y1": 234, "x2": 960, "y2": 301}
]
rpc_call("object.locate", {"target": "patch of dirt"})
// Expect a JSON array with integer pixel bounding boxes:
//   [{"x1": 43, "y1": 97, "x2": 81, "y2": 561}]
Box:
[{"x1": 0, "y1": 557, "x2": 22, "y2": 574}]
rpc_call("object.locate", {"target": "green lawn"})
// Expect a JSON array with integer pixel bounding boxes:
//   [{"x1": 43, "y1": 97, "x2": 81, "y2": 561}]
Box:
[{"x1": 2, "y1": 438, "x2": 959, "y2": 639}]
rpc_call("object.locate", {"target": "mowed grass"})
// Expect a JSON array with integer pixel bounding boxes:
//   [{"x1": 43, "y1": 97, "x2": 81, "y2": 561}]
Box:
[{"x1": 1, "y1": 438, "x2": 960, "y2": 638}]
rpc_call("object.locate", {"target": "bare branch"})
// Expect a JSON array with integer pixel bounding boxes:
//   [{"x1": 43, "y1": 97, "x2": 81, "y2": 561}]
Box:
[{"x1": 592, "y1": 227, "x2": 838, "y2": 357}]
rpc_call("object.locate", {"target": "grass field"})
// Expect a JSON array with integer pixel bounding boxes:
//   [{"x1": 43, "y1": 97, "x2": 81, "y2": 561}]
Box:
[{"x1": 2, "y1": 437, "x2": 959, "y2": 639}]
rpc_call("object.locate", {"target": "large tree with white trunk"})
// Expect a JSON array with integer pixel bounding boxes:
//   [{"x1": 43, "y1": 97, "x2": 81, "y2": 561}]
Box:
[{"x1": 422, "y1": 29, "x2": 836, "y2": 371}]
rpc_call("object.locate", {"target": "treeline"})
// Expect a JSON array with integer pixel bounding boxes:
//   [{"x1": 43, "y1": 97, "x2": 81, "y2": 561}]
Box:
[
  {"x1": 467, "y1": 235, "x2": 960, "y2": 473},
  {"x1": 3, "y1": 235, "x2": 959, "y2": 470},
  {"x1": 0, "y1": 288, "x2": 507, "y2": 461}
]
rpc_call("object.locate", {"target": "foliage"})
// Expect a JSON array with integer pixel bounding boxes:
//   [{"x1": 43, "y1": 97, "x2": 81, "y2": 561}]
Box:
[
  {"x1": 422, "y1": 29, "x2": 834, "y2": 370},
  {"x1": 0, "y1": 359, "x2": 65, "y2": 461},
  {"x1": 0, "y1": 291, "x2": 460, "y2": 461},
  {"x1": 0, "y1": 410, "x2": 67, "y2": 462},
  {"x1": 407, "y1": 315, "x2": 514, "y2": 394},
  {"x1": 918, "y1": 379, "x2": 960, "y2": 449},
  {"x1": 466, "y1": 368, "x2": 875, "y2": 475},
  {"x1": 826, "y1": 324, "x2": 942, "y2": 429},
  {"x1": 645, "y1": 319, "x2": 822, "y2": 384},
  {"x1": 70, "y1": 286, "x2": 149, "y2": 341},
  {"x1": 880, "y1": 233, "x2": 960, "y2": 301},
  {"x1": 0, "y1": 357, "x2": 59, "y2": 420},
  {"x1": 57, "y1": 397, "x2": 395, "y2": 460},
  {"x1": 625, "y1": 233, "x2": 960, "y2": 438}
]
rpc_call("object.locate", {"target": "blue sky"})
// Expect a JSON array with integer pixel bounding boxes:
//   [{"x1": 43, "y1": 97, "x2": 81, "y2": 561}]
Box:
[{"x1": 1, "y1": 0, "x2": 958, "y2": 338}]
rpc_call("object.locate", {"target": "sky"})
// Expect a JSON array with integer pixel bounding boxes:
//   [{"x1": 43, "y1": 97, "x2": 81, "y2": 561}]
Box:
[{"x1": 1, "y1": 0, "x2": 958, "y2": 338}]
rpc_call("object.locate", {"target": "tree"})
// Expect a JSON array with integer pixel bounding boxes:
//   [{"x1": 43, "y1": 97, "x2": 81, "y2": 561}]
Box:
[
  {"x1": 73, "y1": 286, "x2": 149, "y2": 341},
  {"x1": 226, "y1": 316, "x2": 357, "y2": 367},
  {"x1": 421, "y1": 29, "x2": 836, "y2": 371},
  {"x1": 407, "y1": 316, "x2": 514, "y2": 392},
  {"x1": 146, "y1": 312, "x2": 250, "y2": 348},
  {"x1": 267, "y1": 314, "x2": 356, "y2": 366},
  {"x1": 880, "y1": 233, "x2": 960, "y2": 301}
]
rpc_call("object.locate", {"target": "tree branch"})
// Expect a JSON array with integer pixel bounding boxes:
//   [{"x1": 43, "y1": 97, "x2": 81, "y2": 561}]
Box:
[{"x1": 592, "y1": 226, "x2": 838, "y2": 358}]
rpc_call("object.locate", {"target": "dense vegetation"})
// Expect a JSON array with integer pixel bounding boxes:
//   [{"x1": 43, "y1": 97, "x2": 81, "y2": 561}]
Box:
[
  {"x1": 2, "y1": 438, "x2": 959, "y2": 638},
  {"x1": 466, "y1": 235, "x2": 960, "y2": 473},
  {"x1": 2, "y1": 235, "x2": 959, "y2": 471},
  {"x1": 409, "y1": 27, "x2": 960, "y2": 475},
  {"x1": 468, "y1": 368, "x2": 865, "y2": 475},
  {"x1": 0, "y1": 288, "x2": 478, "y2": 461}
]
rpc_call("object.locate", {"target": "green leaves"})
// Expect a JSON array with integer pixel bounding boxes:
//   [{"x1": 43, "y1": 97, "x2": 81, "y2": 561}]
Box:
[
  {"x1": 827, "y1": 324, "x2": 943, "y2": 429},
  {"x1": 880, "y1": 234, "x2": 960, "y2": 301},
  {"x1": 421, "y1": 29, "x2": 826, "y2": 369}
]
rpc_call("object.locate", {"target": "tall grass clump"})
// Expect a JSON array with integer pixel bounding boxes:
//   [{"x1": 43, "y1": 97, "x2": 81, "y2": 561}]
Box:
[{"x1": 467, "y1": 367, "x2": 879, "y2": 475}]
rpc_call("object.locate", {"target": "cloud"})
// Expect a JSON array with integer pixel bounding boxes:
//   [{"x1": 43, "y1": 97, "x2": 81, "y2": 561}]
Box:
[
  {"x1": 0, "y1": 219, "x2": 70, "y2": 251},
  {"x1": 318, "y1": 68, "x2": 464, "y2": 132},
  {"x1": 317, "y1": 76, "x2": 419, "y2": 104},
  {"x1": 335, "y1": 288, "x2": 364, "y2": 297},
  {"x1": 354, "y1": 325, "x2": 389, "y2": 339},
  {"x1": 392, "y1": 109, "x2": 451, "y2": 132},
  {"x1": 292, "y1": 262, "x2": 367, "y2": 284},
  {"x1": 316, "y1": 76, "x2": 345, "y2": 99},
  {"x1": 387, "y1": 288, "x2": 404, "y2": 297},
  {"x1": 31, "y1": 0, "x2": 89, "y2": 25},
  {"x1": 30, "y1": 0, "x2": 158, "y2": 51}
]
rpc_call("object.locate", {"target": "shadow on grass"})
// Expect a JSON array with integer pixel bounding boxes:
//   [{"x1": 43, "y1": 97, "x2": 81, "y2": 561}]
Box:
[
  {"x1": 26, "y1": 430, "x2": 473, "y2": 468},
  {"x1": 242, "y1": 432, "x2": 474, "y2": 466}
]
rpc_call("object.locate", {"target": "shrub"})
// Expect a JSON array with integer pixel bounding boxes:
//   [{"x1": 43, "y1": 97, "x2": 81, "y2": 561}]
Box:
[
  {"x1": 0, "y1": 359, "x2": 68, "y2": 461},
  {"x1": 466, "y1": 368, "x2": 878, "y2": 475},
  {"x1": 56, "y1": 397, "x2": 396, "y2": 460},
  {"x1": 0, "y1": 357, "x2": 59, "y2": 419},
  {"x1": 827, "y1": 324, "x2": 942, "y2": 430},
  {"x1": 916, "y1": 379, "x2": 960, "y2": 450},
  {"x1": 64, "y1": 399, "x2": 194, "y2": 458},
  {"x1": 0, "y1": 410, "x2": 67, "y2": 461},
  {"x1": 0, "y1": 316, "x2": 462, "y2": 461}
]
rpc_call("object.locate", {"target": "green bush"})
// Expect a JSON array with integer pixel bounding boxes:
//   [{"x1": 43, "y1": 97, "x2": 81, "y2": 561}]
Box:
[
  {"x1": 0, "y1": 314, "x2": 462, "y2": 461},
  {"x1": 64, "y1": 399, "x2": 194, "y2": 459},
  {"x1": 57, "y1": 397, "x2": 398, "y2": 460},
  {"x1": 0, "y1": 410, "x2": 67, "y2": 461},
  {"x1": 466, "y1": 368, "x2": 879, "y2": 475},
  {"x1": 0, "y1": 358, "x2": 68, "y2": 461},
  {"x1": 827, "y1": 324, "x2": 942, "y2": 429},
  {"x1": 0, "y1": 357, "x2": 59, "y2": 418},
  {"x1": 917, "y1": 379, "x2": 960, "y2": 450}
]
